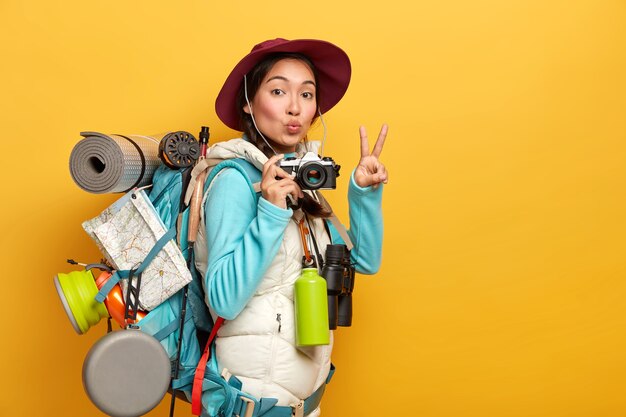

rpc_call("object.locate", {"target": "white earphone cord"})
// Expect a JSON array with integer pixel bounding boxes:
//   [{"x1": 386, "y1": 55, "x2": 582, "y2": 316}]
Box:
[
  {"x1": 244, "y1": 74, "x2": 278, "y2": 156},
  {"x1": 318, "y1": 107, "x2": 327, "y2": 158}
]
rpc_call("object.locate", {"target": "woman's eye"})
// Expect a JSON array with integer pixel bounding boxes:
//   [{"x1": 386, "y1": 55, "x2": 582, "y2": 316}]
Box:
[
  {"x1": 271, "y1": 89, "x2": 285, "y2": 96},
  {"x1": 302, "y1": 92, "x2": 315, "y2": 99}
]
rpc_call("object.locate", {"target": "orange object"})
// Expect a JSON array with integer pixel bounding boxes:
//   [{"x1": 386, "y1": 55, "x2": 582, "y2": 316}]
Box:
[
  {"x1": 297, "y1": 218, "x2": 313, "y2": 263},
  {"x1": 95, "y1": 271, "x2": 146, "y2": 327}
]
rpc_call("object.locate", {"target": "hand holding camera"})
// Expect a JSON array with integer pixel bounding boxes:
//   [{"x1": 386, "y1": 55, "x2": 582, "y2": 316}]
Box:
[
  {"x1": 279, "y1": 152, "x2": 341, "y2": 190},
  {"x1": 262, "y1": 152, "x2": 342, "y2": 209},
  {"x1": 261, "y1": 154, "x2": 304, "y2": 209}
]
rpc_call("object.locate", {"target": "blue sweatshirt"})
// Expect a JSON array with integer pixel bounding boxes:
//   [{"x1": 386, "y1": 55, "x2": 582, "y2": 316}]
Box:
[{"x1": 203, "y1": 168, "x2": 383, "y2": 320}]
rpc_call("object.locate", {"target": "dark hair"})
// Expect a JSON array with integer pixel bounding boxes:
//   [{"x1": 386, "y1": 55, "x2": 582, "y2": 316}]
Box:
[{"x1": 236, "y1": 53, "x2": 331, "y2": 217}]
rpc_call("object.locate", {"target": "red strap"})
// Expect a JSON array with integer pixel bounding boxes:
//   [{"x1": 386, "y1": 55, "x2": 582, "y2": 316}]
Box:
[{"x1": 191, "y1": 316, "x2": 225, "y2": 415}]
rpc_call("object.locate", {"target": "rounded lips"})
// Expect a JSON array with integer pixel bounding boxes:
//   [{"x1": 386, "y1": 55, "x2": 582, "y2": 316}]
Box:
[
  {"x1": 215, "y1": 38, "x2": 352, "y2": 131},
  {"x1": 286, "y1": 122, "x2": 302, "y2": 134}
]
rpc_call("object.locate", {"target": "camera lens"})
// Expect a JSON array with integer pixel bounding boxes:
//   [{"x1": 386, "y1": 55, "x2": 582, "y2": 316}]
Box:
[
  {"x1": 307, "y1": 170, "x2": 321, "y2": 184},
  {"x1": 298, "y1": 162, "x2": 327, "y2": 190}
]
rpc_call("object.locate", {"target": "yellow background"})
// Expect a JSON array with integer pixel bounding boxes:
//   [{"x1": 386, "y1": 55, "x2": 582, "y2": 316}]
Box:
[{"x1": 1, "y1": 0, "x2": 625, "y2": 416}]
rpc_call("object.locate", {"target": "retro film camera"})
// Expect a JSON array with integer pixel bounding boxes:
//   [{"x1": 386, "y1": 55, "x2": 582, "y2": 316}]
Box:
[
  {"x1": 321, "y1": 244, "x2": 355, "y2": 329},
  {"x1": 280, "y1": 152, "x2": 341, "y2": 190}
]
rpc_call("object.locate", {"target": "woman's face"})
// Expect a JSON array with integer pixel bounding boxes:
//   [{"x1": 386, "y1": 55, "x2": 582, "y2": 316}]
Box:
[{"x1": 244, "y1": 58, "x2": 317, "y2": 153}]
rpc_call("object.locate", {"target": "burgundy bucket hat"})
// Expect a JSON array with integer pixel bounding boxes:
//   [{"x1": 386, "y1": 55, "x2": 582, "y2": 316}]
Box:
[{"x1": 215, "y1": 38, "x2": 352, "y2": 131}]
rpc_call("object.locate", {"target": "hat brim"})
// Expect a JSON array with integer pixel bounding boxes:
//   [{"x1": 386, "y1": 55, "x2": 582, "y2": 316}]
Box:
[{"x1": 215, "y1": 39, "x2": 351, "y2": 131}]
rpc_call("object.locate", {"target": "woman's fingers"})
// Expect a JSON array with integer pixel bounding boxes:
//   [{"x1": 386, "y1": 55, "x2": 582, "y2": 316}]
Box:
[
  {"x1": 360, "y1": 124, "x2": 388, "y2": 158},
  {"x1": 273, "y1": 166, "x2": 294, "y2": 180},
  {"x1": 262, "y1": 175, "x2": 303, "y2": 208},
  {"x1": 356, "y1": 170, "x2": 377, "y2": 187},
  {"x1": 274, "y1": 178, "x2": 303, "y2": 197},
  {"x1": 355, "y1": 158, "x2": 389, "y2": 187},
  {"x1": 262, "y1": 155, "x2": 298, "y2": 184},
  {"x1": 376, "y1": 163, "x2": 388, "y2": 184},
  {"x1": 262, "y1": 154, "x2": 284, "y2": 176},
  {"x1": 372, "y1": 124, "x2": 388, "y2": 158},
  {"x1": 359, "y1": 126, "x2": 370, "y2": 158}
]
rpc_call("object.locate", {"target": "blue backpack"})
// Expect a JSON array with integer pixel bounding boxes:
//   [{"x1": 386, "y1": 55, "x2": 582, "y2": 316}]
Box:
[
  {"x1": 105, "y1": 155, "x2": 339, "y2": 417},
  {"x1": 135, "y1": 158, "x2": 262, "y2": 416}
]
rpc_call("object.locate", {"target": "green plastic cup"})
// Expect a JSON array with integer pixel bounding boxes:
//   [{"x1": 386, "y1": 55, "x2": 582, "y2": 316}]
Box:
[{"x1": 54, "y1": 270, "x2": 109, "y2": 335}]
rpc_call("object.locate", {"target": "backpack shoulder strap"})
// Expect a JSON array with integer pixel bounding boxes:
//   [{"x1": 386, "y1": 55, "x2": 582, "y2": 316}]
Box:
[
  {"x1": 205, "y1": 158, "x2": 262, "y2": 198},
  {"x1": 229, "y1": 158, "x2": 262, "y2": 186},
  {"x1": 190, "y1": 158, "x2": 262, "y2": 415},
  {"x1": 316, "y1": 191, "x2": 354, "y2": 250},
  {"x1": 191, "y1": 316, "x2": 225, "y2": 415},
  {"x1": 185, "y1": 157, "x2": 262, "y2": 205}
]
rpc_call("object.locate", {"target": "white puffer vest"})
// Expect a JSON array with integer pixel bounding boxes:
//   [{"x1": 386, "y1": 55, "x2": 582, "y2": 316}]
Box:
[{"x1": 194, "y1": 139, "x2": 333, "y2": 416}]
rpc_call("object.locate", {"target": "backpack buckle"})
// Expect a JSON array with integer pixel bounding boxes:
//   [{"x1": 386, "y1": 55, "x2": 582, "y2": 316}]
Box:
[
  {"x1": 291, "y1": 400, "x2": 304, "y2": 417},
  {"x1": 237, "y1": 396, "x2": 255, "y2": 417}
]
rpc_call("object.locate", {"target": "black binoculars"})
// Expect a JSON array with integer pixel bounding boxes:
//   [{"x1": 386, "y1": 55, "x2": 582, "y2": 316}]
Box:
[{"x1": 321, "y1": 244, "x2": 355, "y2": 329}]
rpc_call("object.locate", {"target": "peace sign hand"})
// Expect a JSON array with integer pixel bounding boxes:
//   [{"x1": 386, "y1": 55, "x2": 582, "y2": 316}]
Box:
[{"x1": 354, "y1": 124, "x2": 389, "y2": 188}]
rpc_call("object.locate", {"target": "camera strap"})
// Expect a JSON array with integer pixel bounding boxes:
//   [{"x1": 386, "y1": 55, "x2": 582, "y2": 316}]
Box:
[
  {"x1": 295, "y1": 213, "x2": 314, "y2": 266},
  {"x1": 314, "y1": 192, "x2": 354, "y2": 250},
  {"x1": 305, "y1": 216, "x2": 325, "y2": 271},
  {"x1": 294, "y1": 210, "x2": 325, "y2": 271}
]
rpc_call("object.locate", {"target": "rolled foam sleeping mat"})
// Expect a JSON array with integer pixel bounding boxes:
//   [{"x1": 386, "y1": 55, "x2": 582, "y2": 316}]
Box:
[{"x1": 69, "y1": 132, "x2": 162, "y2": 194}]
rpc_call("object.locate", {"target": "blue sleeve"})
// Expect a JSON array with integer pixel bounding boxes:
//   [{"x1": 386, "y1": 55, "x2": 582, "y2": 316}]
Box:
[
  {"x1": 203, "y1": 168, "x2": 292, "y2": 320},
  {"x1": 327, "y1": 170, "x2": 384, "y2": 275}
]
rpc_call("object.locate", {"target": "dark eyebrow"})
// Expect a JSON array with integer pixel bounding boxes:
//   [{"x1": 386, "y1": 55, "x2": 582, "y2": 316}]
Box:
[{"x1": 266, "y1": 76, "x2": 316, "y2": 87}]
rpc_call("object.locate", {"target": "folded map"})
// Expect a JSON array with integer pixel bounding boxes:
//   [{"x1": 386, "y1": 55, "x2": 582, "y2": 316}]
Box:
[{"x1": 83, "y1": 189, "x2": 192, "y2": 311}]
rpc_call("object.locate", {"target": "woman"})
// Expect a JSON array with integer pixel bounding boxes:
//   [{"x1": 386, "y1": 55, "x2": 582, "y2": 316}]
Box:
[{"x1": 195, "y1": 38, "x2": 388, "y2": 417}]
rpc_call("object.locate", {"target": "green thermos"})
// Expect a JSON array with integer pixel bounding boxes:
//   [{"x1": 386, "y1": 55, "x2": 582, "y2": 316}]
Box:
[{"x1": 294, "y1": 268, "x2": 330, "y2": 346}]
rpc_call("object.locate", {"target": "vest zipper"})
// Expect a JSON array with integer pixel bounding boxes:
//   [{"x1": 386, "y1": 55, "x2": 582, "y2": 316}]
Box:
[{"x1": 267, "y1": 310, "x2": 280, "y2": 384}]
